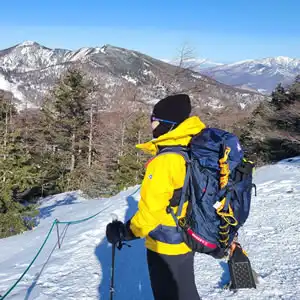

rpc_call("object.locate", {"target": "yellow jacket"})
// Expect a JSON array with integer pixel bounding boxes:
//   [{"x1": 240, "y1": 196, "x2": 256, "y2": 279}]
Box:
[{"x1": 130, "y1": 116, "x2": 206, "y2": 255}]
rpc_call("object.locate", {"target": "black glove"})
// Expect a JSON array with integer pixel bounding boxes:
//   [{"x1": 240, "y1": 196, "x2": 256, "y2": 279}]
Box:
[
  {"x1": 106, "y1": 219, "x2": 139, "y2": 244},
  {"x1": 106, "y1": 220, "x2": 126, "y2": 244}
]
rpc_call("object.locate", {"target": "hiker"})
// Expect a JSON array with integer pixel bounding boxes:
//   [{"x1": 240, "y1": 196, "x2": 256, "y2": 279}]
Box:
[{"x1": 106, "y1": 94, "x2": 204, "y2": 300}]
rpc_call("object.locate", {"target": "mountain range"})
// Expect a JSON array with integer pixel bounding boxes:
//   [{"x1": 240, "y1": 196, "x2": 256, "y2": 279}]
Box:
[
  {"x1": 0, "y1": 41, "x2": 265, "y2": 113},
  {"x1": 201, "y1": 56, "x2": 300, "y2": 94}
]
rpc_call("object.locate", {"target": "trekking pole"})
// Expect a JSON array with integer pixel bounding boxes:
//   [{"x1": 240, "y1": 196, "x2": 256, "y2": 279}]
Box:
[{"x1": 110, "y1": 243, "x2": 116, "y2": 300}]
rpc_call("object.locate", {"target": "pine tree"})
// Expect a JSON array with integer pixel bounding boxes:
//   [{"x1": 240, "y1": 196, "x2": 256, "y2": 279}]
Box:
[
  {"x1": 41, "y1": 69, "x2": 95, "y2": 190},
  {"x1": 271, "y1": 83, "x2": 290, "y2": 109},
  {"x1": 238, "y1": 78, "x2": 300, "y2": 165},
  {"x1": 288, "y1": 75, "x2": 300, "y2": 103},
  {"x1": 12, "y1": 109, "x2": 59, "y2": 196},
  {"x1": 0, "y1": 93, "x2": 41, "y2": 238}
]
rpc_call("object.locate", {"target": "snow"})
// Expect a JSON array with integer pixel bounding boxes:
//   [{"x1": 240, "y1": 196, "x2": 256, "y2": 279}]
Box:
[
  {"x1": 100, "y1": 46, "x2": 106, "y2": 54},
  {"x1": 227, "y1": 59, "x2": 255, "y2": 67},
  {"x1": 258, "y1": 88, "x2": 268, "y2": 94},
  {"x1": 122, "y1": 75, "x2": 138, "y2": 85},
  {"x1": 69, "y1": 48, "x2": 92, "y2": 61},
  {"x1": 192, "y1": 73, "x2": 203, "y2": 79},
  {"x1": 0, "y1": 42, "x2": 73, "y2": 73},
  {"x1": 270, "y1": 56, "x2": 295, "y2": 65},
  {"x1": 0, "y1": 74, "x2": 24, "y2": 101},
  {"x1": 16, "y1": 100, "x2": 39, "y2": 112},
  {"x1": 205, "y1": 97, "x2": 224, "y2": 109},
  {"x1": 162, "y1": 58, "x2": 224, "y2": 69},
  {"x1": 142, "y1": 69, "x2": 154, "y2": 77},
  {"x1": 1, "y1": 162, "x2": 300, "y2": 299},
  {"x1": 17, "y1": 41, "x2": 37, "y2": 47},
  {"x1": 68, "y1": 47, "x2": 103, "y2": 61},
  {"x1": 0, "y1": 73, "x2": 39, "y2": 111},
  {"x1": 202, "y1": 55, "x2": 300, "y2": 94},
  {"x1": 147, "y1": 98, "x2": 160, "y2": 105},
  {"x1": 278, "y1": 156, "x2": 300, "y2": 164},
  {"x1": 206, "y1": 56, "x2": 300, "y2": 75},
  {"x1": 239, "y1": 102, "x2": 246, "y2": 109}
]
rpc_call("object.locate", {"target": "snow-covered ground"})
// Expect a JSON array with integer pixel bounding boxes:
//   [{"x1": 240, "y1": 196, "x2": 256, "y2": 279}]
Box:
[
  {"x1": 0, "y1": 74, "x2": 24, "y2": 102},
  {"x1": 1, "y1": 161, "x2": 300, "y2": 300}
]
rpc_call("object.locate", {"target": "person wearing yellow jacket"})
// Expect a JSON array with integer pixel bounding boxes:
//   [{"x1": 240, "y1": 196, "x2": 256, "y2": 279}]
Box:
[{"x1": 106, "y1": 94, "x2": 204, "y2": 300}]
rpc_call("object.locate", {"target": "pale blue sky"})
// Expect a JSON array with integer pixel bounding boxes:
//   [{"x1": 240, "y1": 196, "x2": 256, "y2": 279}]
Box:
[{"x1": 0, "y1": 0, "x2": 299, "y2": 63}]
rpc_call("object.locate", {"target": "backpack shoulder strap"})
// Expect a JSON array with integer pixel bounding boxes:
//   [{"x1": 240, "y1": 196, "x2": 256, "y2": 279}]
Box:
[
  {"x1": 158, "y1": 146, "x2": 190, "y2": 162},
  {"x1": 158, "y1": 146, "x2": 191, "y2": 218}
]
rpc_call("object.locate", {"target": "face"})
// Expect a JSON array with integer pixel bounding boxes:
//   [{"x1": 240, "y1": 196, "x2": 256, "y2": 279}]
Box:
[{"x1": 151, "y1": 120, "x2": 160, "y2": 130}]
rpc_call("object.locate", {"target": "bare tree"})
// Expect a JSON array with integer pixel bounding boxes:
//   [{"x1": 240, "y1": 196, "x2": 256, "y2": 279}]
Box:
[
  {"x1": 174, "y1": 43, "x2": 206, "y2": 74},
  {"x1": 153, "y1": 43, "x2": 206, "y2": 97}
]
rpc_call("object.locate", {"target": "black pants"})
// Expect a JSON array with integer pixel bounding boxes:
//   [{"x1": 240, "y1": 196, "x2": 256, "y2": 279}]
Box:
[{"x1": 147, "y1": 249, "x2": 201, "y2": 300}]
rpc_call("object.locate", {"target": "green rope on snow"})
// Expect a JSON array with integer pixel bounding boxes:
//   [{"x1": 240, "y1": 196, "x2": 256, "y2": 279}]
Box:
[
  {"x1": 0, "y1": 220, "x2": 57, "y2": 300},
  {"x1": 58, "y1": 186, "x2": 141, "y2": 225},
  {"x1": 57, "y1": 207, "x2": 110, "y2": 225},
  {"x1": 0, "y1": 186, "x2": 141, "y2": 300}
]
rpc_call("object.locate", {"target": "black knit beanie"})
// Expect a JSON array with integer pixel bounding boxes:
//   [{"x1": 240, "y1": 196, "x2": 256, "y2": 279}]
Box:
[{"x1": 152, "y1": 94, "x2": 191, "y2": 138}]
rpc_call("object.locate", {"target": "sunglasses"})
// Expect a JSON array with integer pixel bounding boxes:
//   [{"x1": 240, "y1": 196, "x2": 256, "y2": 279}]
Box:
[{"x1": 150, "y1": 115, "x2": 178, "y2": 125}]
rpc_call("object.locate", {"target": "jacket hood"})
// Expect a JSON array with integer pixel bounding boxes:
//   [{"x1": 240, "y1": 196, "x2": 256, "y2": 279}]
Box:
[{"x1": 136, "y1": 116, "x2": 206, "y2": 155}]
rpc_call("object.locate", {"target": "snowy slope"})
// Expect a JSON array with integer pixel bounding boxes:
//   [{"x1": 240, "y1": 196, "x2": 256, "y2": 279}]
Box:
[
  {"x1": 1, "y1": 162, "x2": 300, "y2": 300},
  {"x1": 0, "y1": 74, "x2": 24, "y2": 102}
]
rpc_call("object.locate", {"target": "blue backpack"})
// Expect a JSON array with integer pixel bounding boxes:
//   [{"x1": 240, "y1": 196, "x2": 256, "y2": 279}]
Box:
[{"x1": 164, "y1": 128, "x2": 256, "y2": 258}]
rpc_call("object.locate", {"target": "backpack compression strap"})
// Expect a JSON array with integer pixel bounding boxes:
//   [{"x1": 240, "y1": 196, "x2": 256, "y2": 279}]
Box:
[{"x1": 216, "y1": 146, "x2": 238, "y2": 246}]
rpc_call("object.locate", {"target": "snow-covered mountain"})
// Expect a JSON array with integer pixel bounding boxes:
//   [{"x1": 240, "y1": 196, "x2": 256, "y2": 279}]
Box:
[
  {"x1": 1, "y1": 159, "x2": 300, "y2": 299},
  {"x1": 162, "y1": 58, "x2": 224, "y2": 69},
  {"x1": 0, "y1": 41, "x2": 265, "y2": 112},
  {"x1": 0, "y1": 41, "x2": 70, "y2": 72},
  {"x1": 202, "y1": 56, "x2": 300, "y2": 94}
]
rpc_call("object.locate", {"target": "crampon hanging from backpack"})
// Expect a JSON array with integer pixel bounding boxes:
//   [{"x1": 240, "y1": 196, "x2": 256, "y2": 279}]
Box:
[{"x1": 164, "y1": 128, "x2": 257, "y2": 258}]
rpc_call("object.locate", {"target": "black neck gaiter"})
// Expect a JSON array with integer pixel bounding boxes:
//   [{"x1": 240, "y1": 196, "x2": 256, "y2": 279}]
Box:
[{"x1": 153, "y1": 123, "x2": 176, "y2": 138}]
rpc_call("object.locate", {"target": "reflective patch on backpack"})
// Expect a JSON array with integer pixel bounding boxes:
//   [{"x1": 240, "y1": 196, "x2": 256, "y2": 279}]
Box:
[{"x1": 213, "y1": 201, "x2": 222, "y2": 210}]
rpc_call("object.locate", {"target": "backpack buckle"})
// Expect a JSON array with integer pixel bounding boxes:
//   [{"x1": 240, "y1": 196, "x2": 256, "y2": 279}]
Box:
[
  {"x1": 178, "y1": 217, "x2": 187, "y2": 229},
  {"x1": 166, "y1": 206, "x2": 172, "y2": 214}
]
